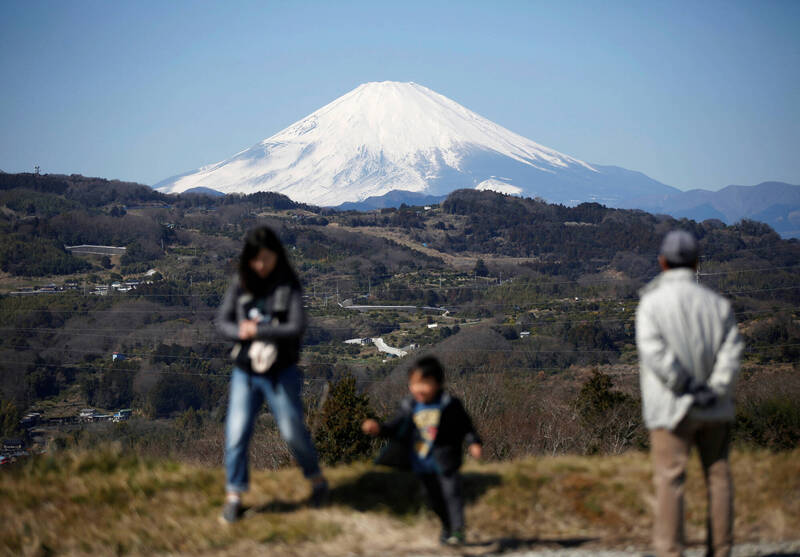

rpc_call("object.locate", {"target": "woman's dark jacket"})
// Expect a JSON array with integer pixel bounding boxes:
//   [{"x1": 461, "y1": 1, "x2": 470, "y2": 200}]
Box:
[
  {"x1": 376, "y1": 392, "x2": 481, "y2": 476},
  {"x1": 215, "y1": 274, "x2": 306, "y2": 374}
]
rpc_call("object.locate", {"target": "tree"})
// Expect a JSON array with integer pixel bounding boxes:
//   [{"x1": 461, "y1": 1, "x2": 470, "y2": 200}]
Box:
[
  {"x1": 313, "y1": 375, "x2": 377, "y2": 465},
  {"x1": 574, "y1": 369, "x2": 645, "y2": 454},
  {"x1": 97, "y1": 361, "x2": 135, "y2": 409},
  {"x1": 175, "y1": 407, "x2": 203, "y2": 431},
  {"x1": 147, "y1": 375, "x2": 204, "y2": 417},
  {"x1": 473, "y1": 258, "x2": 489, "y2": 277},
  {"x1": 576, "y1": 370, "x2": 627, "y2": 422},
  {"x1": 27, "y1": 368, "x2": 61, "y2": 399},
  {"x1": 0, "y1": 400, "x2": 21, "y2": 438}
]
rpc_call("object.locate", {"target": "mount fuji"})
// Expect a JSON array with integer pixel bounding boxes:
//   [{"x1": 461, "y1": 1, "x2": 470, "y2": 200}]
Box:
[{"x1": 154, "y1": 81, "x2": 678, "y2": 206}]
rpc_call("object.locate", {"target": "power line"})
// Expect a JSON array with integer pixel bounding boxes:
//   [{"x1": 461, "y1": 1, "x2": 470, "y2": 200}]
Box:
[
  {"x1": 3, "y1": 281, "x2": 798, "y2": 318},
  {"x1": 5, "y1": 340, "x2": 798, "y2": 369},
  {"x1": 697, "y1": 264, "x2": 800, "y2": 276},
  {"x1": 699, "y1": 244, "x2": 800, "y2": 258},
  {"x1": 5, "y1": 259, "x2": 797, "y2": 300},
  {"x1": 0, "y1": 359, "x2": 573, "y2": 378},
  {"x1": 718, "y1": 285, "x2": 800, "y2": 295},
  {"x1": 0, "y1": 307, "x2": 795, "y2": 341}
]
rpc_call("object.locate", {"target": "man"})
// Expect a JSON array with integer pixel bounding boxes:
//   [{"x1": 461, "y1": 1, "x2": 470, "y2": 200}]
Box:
[{"x1": 636, "y1": 230, "x2": 744, "y2": 557}]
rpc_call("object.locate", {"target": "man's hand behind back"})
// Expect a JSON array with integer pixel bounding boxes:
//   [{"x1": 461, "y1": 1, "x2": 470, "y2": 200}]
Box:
[{"x1": 688, "y1": 379, "x2": 717, "y2": 408}]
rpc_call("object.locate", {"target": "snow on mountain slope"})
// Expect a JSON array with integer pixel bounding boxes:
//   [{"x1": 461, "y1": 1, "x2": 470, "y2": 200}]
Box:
[
  {"x1": 476, "y1": 178, "x2": 523, "y2": 196},
  {"x1": 154, "y1": 81, "x2": 676, "y2": 206}
]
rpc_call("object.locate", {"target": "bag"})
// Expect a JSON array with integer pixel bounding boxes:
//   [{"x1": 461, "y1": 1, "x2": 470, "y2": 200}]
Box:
[
  {"x1": 230, "y1": 285, "x2": 292, "y2": 374},
  {"x1": 248, "y1": 340, "x2": 278, "y2": 374}
]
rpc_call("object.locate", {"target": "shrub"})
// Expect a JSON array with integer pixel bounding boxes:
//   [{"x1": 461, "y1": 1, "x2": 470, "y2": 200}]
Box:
[
  {"x1": 735, "y1": 395, "x2": 800, "y2": 451},
  {"x1": 0, "y1": 400, "x2": 22, "y2": 438},
  {"x1": 313, "y1": 375, "x2": 377, "y2": 465},
  {"x1": 574, "y1": 369, "x2": 645, "y2": 454},
  {"x1": 147, "y1": 375, "x2": 204, "y2": 417}
]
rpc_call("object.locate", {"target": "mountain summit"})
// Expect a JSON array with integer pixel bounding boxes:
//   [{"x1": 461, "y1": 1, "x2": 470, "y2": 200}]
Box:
[{"x1": 154, "y1": 81, "x2": 676, "y2": 206}]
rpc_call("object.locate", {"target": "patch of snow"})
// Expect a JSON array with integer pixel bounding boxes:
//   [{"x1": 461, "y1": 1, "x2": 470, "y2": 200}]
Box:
[{"x1": 476, "y1": 178, "x2": 523, "y2": 196}]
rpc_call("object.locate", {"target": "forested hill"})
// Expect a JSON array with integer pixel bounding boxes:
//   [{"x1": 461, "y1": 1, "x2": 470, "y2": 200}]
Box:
[
  {"x1": 1, "y1": 172, "x2": 798, "y2": 464},
  {"x1": 0, "y1": 173, "x2": 310, "y2": 277},
  {"x1": 0, "y1": 172, "x2": 309, "y2": 211},
  {"x1": 1, "y1": 171, "x2": 797, "y2": 286},
  {"x1": 339, "y1": 188, "x2": 798, "y2": 283},
  {"x1": 0, "y1": 172, "x2": 167, "y2": 206}
]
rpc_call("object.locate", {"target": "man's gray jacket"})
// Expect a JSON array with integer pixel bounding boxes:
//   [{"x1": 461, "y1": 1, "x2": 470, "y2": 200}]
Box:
[{"x1": 636, "y1": 268, "x2": 744, "y2": 430}]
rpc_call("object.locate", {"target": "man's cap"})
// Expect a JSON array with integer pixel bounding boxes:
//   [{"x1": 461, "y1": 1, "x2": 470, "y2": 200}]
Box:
[{"x1": 660, "y1": 230, "x2": 699, "y2": 266}]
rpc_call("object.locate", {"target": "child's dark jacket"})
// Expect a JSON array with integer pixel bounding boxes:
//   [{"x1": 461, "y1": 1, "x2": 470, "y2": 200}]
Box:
[
  {"x1": 376, "y1": 392, "x2": 481, "y2": 476},
  {"x1": 215, "y1": 274, "x2": 306, "y2": 375}
]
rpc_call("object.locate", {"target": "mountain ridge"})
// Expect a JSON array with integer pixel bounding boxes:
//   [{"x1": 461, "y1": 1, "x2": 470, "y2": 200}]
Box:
[
  {"x1": 149, "y1": 81, "x2": 799, "y2": 236},
  {"x1": 624, "y1": 181, "x2": 800, "y2": 238},
  {"x1": 154, "y1": 81, "x2": 678, "y2": 206}
]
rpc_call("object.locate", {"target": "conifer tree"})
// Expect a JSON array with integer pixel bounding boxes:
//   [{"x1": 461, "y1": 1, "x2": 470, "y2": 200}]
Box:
[{"x1": 313, "y1": 375, "x2": 377, "y2": 464}]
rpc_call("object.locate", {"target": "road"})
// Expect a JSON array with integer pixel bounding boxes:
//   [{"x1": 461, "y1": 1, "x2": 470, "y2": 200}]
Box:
[{"x1": 372, "y1": 337, "x2": 408, "y2": 357}]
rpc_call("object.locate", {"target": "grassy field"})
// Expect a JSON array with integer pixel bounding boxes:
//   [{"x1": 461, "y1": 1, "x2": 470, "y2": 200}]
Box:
[{"x1": 1, "y1": 445, "x2": 798, "y2": 556}]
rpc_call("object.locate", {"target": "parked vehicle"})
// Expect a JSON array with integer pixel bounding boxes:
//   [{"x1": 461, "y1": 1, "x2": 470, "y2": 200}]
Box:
[
  {"x1": 2, "y1": 439, "x2": 24, "y2": 452},
  {"x1": 79, "y1": 408, "x2": 98, "y2": 422},
  {"x1": 20, "y1": 412, "x2": 41, "y2": 427},
  {"x1": 112, "y1": 409, "x2": 132, "y2": 422}
]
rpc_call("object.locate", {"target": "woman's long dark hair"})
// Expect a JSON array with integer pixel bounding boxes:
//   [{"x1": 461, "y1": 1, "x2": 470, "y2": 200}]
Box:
[{"x1": 238, "y1": 226, "x2": 300, "y2": 295}]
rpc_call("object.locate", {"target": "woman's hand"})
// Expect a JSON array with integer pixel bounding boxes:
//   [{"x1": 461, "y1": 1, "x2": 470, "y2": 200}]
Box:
[
  {"x1": 361, "y1": 419, "x2": 380, "y2": 437},
  {"x1": 468, "y1": 443, "x2": 483, "y2": 460},
  {"x1": 238, "y1": 319, "x2": 258, "y2": 340}
]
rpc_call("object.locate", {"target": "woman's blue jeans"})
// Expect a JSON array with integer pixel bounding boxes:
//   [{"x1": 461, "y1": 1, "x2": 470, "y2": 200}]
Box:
[{"x1": 225, "y1": 365, "x2": 321, "y2": 493}]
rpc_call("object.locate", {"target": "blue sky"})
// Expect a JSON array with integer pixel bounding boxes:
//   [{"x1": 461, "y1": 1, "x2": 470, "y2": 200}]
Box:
[{"x1": 1, "y1": 0, "x2": 798, "y2": 191}]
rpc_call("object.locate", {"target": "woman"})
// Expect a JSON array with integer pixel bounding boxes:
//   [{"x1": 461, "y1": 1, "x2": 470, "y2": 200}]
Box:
[{"x1": 216, "y1": 226, "x2": 327, "y2": 523}]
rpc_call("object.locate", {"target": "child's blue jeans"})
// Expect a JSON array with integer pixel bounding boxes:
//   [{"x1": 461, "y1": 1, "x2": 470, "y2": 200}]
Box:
[{"x1": 225, "y1": 365, "x2": 321, "y2": 493}]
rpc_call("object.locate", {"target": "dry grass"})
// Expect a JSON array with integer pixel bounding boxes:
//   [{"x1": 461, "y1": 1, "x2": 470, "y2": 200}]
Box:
[{"x1": 1, "y1": 445, "x2": 797, "y2": 556}]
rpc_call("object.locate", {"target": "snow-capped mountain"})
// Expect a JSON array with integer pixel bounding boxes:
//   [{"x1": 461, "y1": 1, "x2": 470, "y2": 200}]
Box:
[{"x1": 154, "y1": 81, "x2": 678, "y2": 206}]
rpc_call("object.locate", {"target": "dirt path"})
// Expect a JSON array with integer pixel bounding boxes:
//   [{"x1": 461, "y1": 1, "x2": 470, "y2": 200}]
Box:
[{"x1": 406, "y1": 540, "x2": 800, "y2": 556}]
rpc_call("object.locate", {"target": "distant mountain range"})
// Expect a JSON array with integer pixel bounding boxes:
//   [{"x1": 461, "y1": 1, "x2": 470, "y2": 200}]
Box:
[
  {"x1": 620, "y1": 181, "x2": 800, "y2": 238},
  {"x1": 153, "y1": 81, "x2": 799, "y2": 237},
  {"x1": 336, "y1": 190, "x2": 447, "y2": 211}
]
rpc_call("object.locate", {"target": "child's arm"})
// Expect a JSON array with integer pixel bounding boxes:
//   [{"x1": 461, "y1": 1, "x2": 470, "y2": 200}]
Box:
[
  {"x1": 361, "y1": 419, "x2": 380, "y2": 436},
  {"x1": 215, "y1": 278, "x2": 242, "y2": 341},
  {"x1": 362, "y1": 410, "x2": 406, "y2": 438},
  {"x1": 454, "y1": 398, "x2": 483, "y2": 458},
  {"x1": 468, "y1": 443, "x2": 482, "y2": 459}
]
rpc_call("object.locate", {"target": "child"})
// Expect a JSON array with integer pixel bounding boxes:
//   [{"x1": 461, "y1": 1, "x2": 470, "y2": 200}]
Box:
[
  {"x1": 216, "y1": 226, "x2": 327, "y2": 523},
  {"x1": 362, "y1": 356, "x2": 482, "y2": 546}
]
